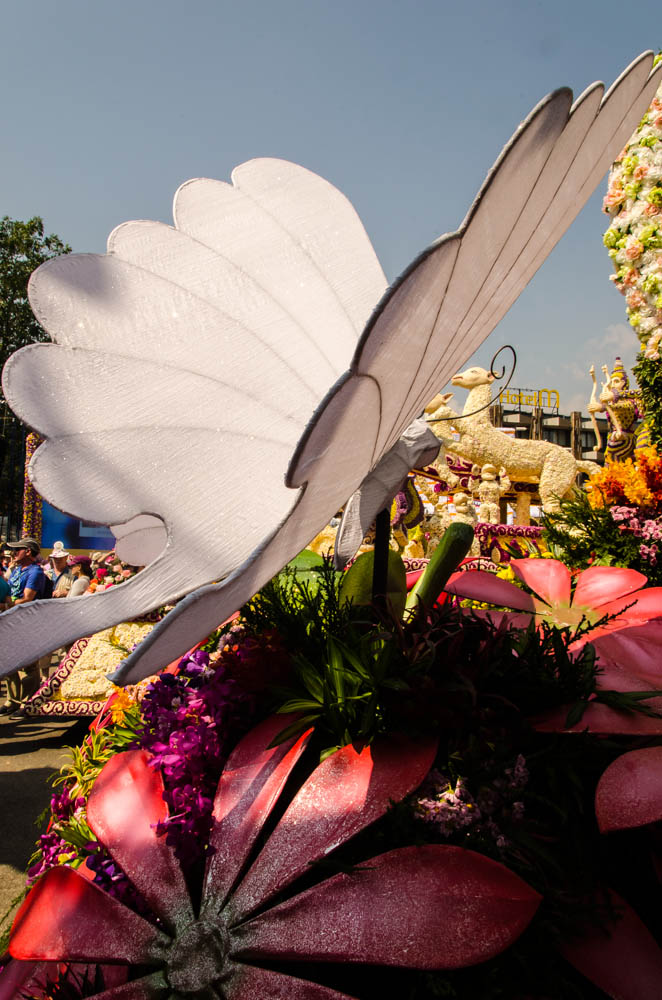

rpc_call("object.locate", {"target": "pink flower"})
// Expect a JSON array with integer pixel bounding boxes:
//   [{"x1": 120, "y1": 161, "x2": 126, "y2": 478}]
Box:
[
  {"x1": 626, "y1": 289, "x2": 646, "y2": 309},
  {"x1": 7, "y1": 718, "x2": 540, "y2": 997},
  {"x1": 445, "y1": 559, "x2": 662, "y2": 735},
  {"x1": 625, "y1": 237, "x2": 645, "y2": 261},
  {"x1": 603, "y1": 191, "x2": 625, "y2": 209},
  {"x1": 446, "y1": 559, "x2": 660, "y2": 631},
  {"x1": 645, "y1": 202, "x2": 660, "y2": 216},
  {"x1": 96, "y1": 568, "x2": 108, "y2": 579},
  {"x1": 121, "y1": 569, "x2": 133, "y2": 578}
]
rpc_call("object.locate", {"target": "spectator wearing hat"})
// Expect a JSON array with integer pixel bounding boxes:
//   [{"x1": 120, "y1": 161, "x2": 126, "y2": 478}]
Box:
[
  {"x1": 68, "y1": 556, "x2": 92, "y2": 598},
  {"x1": 6, "y1": 537, "x2": 45, "y2": 604},
  {"x1": 49, "y1": 541, "x2": 74, "y2": 598},
  {"x1": 1, "y1": 537, "x2": 47, "y2": 713}
]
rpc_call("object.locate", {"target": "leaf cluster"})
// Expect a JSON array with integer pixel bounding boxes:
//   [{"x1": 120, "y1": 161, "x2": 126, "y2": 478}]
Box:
[
  {"x1": 634, "y1": 352, "x2": 662, "y2": 449},
  {"x1": 0, "y1": 216, "x2": 71, "y2": 394},
  {"x1": 274, "y1": 631, "x2": 410, "y2": 757},
  {"x1": 240, "y1": 552, "x2": 356, "y2": 665},
  {"x1": 267, "y1": 577, "x2": 650, "y2": 758}
]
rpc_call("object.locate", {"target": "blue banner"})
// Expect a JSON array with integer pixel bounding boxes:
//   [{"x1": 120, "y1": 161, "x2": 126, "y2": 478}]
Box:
[{"x1": 41, "y1": 500, "x2": 115, "y2": 552}]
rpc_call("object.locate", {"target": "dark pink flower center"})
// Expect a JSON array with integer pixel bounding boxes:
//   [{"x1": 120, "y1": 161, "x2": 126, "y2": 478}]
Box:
[{"x1": 166, "y1": 918, "x2": 230, "y2": 994}]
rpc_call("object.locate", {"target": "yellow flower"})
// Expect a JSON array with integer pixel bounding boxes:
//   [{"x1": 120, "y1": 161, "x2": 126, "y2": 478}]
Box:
[{"x1": 109, "y1": 687, "x2": 134, "y2": 724}]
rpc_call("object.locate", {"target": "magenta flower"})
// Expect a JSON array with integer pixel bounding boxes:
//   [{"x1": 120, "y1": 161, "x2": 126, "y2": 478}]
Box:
[{"x1": 9, "y1": 716, "x2": 540, "y2": 998}]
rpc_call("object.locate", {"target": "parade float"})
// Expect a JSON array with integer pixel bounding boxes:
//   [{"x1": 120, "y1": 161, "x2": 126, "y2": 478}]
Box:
[{"x1": 2, "y1": 52, "x2": 662, "y2": 1000}]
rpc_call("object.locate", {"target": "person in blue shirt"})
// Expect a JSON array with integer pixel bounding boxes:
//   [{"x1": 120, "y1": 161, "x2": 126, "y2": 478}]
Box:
[{"x1": 2, "y1": 537, "x2": 46, "y2": 714}]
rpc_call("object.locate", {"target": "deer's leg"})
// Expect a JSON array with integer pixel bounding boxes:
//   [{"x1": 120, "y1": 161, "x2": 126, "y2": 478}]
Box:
[
  {"x1": 539, "y1": 450, "x2": 577, "y2": 514},
  {"x1": 514, "y1": 491, "x2": 531, "y2": 526}
]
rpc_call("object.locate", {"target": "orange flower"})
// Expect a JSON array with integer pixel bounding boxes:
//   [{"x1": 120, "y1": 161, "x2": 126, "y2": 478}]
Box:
[{"x1": 588, "y1": 446, "x2": 662, "y2": 515}]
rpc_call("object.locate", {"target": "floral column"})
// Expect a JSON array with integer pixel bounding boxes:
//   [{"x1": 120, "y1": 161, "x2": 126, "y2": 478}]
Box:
[{"x1": 21, "y1": 432, "x2": 42, "y2": 542}]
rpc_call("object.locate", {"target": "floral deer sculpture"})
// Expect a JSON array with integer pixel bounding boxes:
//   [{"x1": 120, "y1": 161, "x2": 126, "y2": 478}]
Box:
[{"x1": 426, "y1": 366, "x2": 599, "y2": 514}]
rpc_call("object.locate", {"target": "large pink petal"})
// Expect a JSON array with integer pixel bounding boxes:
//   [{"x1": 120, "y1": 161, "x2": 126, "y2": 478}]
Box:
[
  {"x1": 532, "y1": 702, "x2": 662, "y2": 734},
  {"x1": 599, "y1": 586, "x2": 662, "y2": 623},
  {"x1": 229, "y1": 734, "x2": 437, "y2": 921},
  {"x1": 592, "y1": 659, "x2": 662, "y2": 695},
  {"x1": 0, "y1": 959, "x2": 50, "y2": 1000},
  {"x1": 0, "y1": 960, "x2": 129, "y2": 999},
  {"x1": 84, "y1": 971, "x2": 170, "y2": 999},
  {"x1": 510, "y1": 558, "x2": 570, "y2": 608},
  {"x1": 572, "y1": 565, "x2": 647, "y2": 610},
  {"x1": 202, "y1": 714, "x2": 313, "y2": 913},
  {"x1": 561, "y1": 891, "x2": 662, "y2": 999},
  {"x1": 596, "y1": 748, "x2": 662, "y2": 833},
  {"x1": 227, "y1": 963, "x2": 356, "y2": 999},
  {"x1": 87, "y1": 749, "x2": 193, "y2": 934},
  {"x1": 9, "y1": 867, "x2": 169, "y2": 965},
  {"x1": 233, "y1": 845, "x2": 540, "y2": 969},
  {"x1": 591, "y1": 623, "x2": 662, "y2": 687},
  {"x1": 444, "y1": 570, "x2": 537, "y2": 612}
]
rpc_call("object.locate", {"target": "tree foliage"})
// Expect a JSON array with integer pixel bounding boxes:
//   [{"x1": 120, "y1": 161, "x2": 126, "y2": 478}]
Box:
[
  {"x1": 0, "y1": 217, "x2": 70, "y2": 535},
  {"x1": 634, "y1": 352, "x2": 662, "y2": 450},
  {"x1": 0, "y1": 216, "x2": 70, "y2": 400}
]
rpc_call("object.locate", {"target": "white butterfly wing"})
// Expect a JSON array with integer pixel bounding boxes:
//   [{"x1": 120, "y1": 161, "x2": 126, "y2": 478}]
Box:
[
  {"x1": 357, "y1": 52, "x2": 661, "y2": 460},
  {"x1": 107, "y1": 54, "x2": 662, "y2": 685},
  {"x1": 0, "y1": 162, "x2": 385, "y2": 674},
  {"x1": 325, "y1": 53, "x2": 662, "y2": 568}
]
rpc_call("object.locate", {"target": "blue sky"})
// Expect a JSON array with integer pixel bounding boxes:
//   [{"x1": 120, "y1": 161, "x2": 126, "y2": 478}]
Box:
[{"x1": 3, "y1": 0, "x2": 661, "y2": 412}]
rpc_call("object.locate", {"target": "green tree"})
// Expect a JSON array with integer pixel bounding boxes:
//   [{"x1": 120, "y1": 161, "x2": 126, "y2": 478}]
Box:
[
  {"x1": 0, "y1": 216, "x2": 71, "y2": 395},
  {"x1": 634, "y1": 353, "x2": 662, "y2": 450},
  {"x1": 0, "y1": 217, "x2": 71, "y2": 537}
]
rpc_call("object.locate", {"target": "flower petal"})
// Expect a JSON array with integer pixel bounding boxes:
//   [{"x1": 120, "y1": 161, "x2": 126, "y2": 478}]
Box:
[
  {"x1": 87, "y1": 749, "x2": 194, "y2": 934},
  {"x1": 590, "y1": 622, "x2": 662, "y2": 687},
  {"x1": 561, "y1": 891, "x2": 662, "y2": 999},
  {"x1": 202, "y1": 714, "x2": 313, "y2": 913},
  {"x1": 81, "y1": 971, "x2": 170, "y2": 999},
  {"x1": 0, "y1": 959, "x2": 50, "y2": 1000},
  {"x1": 444, "y1": 570, "x2": 537, "y2": 612},
  {"x1": 532, "y1": 702, "x2": 662, "y2": 734},
  {"x1": 510, "y1": 558, "x2": 570, "y2": 608},
  {"x1": 599, "y1": 586, "x2": 662, "y2": 623},
  {"x1": 233, "y1": 845, "x2": 539, "y2": 969},
  {"x1": 595, "y1": 748, "x2": 662, "y2": 833},
  {"x1": 229, "y1": 734, "x2": 437, "y2": 921},
  {"x1": 406, "y1": 569, "x2": 424, "y2": 590},
  {"x1": 227, "y1": 963, "x2": 356, "y2": 999},
  {"x1": 10, "y1": 867, "x2": 169, "y2": 964},
  {"x1": 572, "y1": 565, "x2": 647, "y2": 610}
]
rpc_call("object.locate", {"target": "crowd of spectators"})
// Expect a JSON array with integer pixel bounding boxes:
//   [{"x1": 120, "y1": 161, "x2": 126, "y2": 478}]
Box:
[{"x1": 0, "y1": 537, "x2": 109, "y2": 716}]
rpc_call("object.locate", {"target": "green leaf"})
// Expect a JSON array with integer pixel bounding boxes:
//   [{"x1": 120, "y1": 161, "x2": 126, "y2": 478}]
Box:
[
  {"x1": 564, "y1": 700, "x2": 588, "y2": 728},
  {"x1": 285, "y1": 549, "x2": 326, "y2": 573},
  {"x1": 267, "y1": 712, "x2": 320, "y2": 748},
  {"x1": 295, "y1": 657, "x2": 325, "y2": 702},
  {"x1": 405, "y1": 521, "x2": 474, "y2": 613},
  {"x1": 277, "y1": 698, "x2": 322, "y2": 713},
  {"x1": 339, "y1": 549, "x2": 407, "y2": 617}
]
